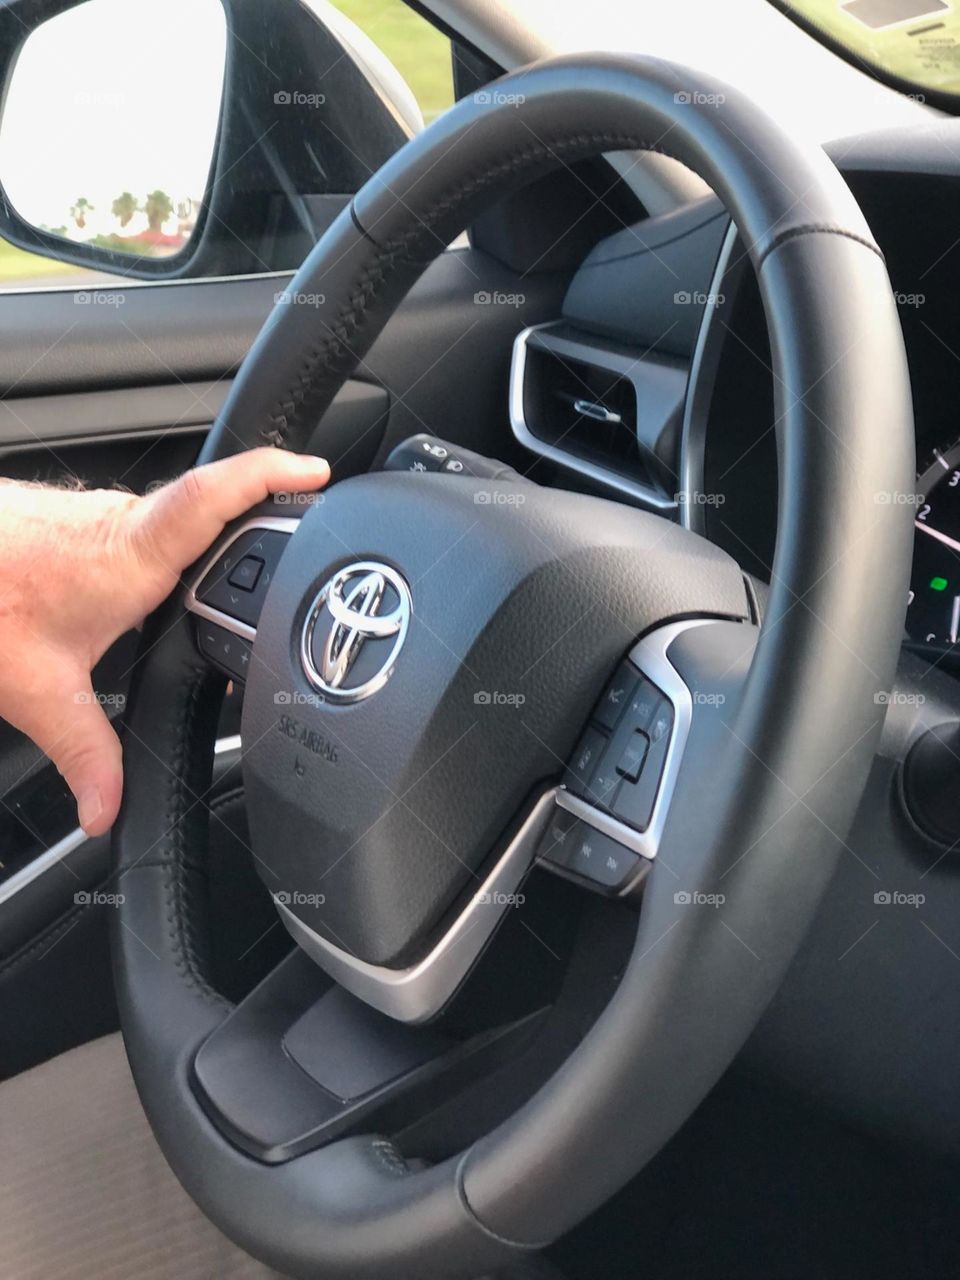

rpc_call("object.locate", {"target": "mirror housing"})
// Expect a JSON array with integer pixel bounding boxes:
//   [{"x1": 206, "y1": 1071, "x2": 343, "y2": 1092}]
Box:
[{"x1": 0, "y1": 0, "x2": 421, "y2": 281}]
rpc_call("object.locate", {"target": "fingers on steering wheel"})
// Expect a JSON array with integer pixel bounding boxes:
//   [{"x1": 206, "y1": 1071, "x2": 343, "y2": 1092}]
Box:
[{"x1": 135, "y1": 449, "x2": 330, "y2": 578}]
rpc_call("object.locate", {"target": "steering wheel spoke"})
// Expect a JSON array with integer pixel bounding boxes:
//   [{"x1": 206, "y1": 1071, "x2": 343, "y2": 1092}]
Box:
[{"x1": 184, "y1": 507, "x2": 303, "y2": 682}]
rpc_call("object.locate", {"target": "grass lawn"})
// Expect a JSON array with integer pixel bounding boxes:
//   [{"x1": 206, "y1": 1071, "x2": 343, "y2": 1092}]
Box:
[
  {"x1": 0, "y1": 238, "x2": 78, "y2": 284},
  {"x1": 330, "y1": 0, "x2": 455, "y2": 122}
]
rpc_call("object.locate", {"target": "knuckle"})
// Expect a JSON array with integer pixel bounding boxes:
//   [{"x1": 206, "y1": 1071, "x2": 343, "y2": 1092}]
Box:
[{"x1": 177, "y1": 467, "x2": 207, "y2": 509}]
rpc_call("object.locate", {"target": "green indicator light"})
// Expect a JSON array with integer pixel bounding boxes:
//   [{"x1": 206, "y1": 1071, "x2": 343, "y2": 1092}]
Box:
[{"x1": 930, "y1": 576, "x2": 949, "y2": 592}]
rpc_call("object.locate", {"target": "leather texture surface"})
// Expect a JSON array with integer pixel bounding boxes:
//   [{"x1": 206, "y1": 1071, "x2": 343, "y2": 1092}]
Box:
[{"x1": 113, "y1": 55, "x2": 914, "y2": 1278}]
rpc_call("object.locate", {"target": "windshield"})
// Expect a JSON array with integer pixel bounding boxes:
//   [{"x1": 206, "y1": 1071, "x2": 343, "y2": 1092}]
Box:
[
  {"x1": 777, "y1": 0, "x2": 960, "y2": 106},
  {"x1": 505, "y1": 0, "x2": 934, "y2": 143}
]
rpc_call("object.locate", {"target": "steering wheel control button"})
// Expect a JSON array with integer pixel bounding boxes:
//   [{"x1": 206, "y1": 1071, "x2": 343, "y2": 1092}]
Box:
[
  {"x1": 197, "y1": 621, "x2": 253, "y2": 682},
  {"x1": 616, "y1": 730, "x2": 650, "y2": 783},
  {"x1": 227, "y1": 555, "x2": 264, "y2": 592},
  {"x1": 301, "y1": 561, "x2": 411, "y2": 703},
  {"x1": 384, "y1": 433, "x2": 524, "y2": 480},
  {"x1": 195, "y1": 527, "x2": 291, "y2": 628},
  {"x1": 567, "y1": 826, "x2": 641, "y2": 891},
  {"x1": 595, "y1": 663, "x2": 639, "y2": 732},
  {"x1": 627, "y1": 678, "x2": 662, "y2": 733},
  {"x1": 537, "y1": 807, "x2": 578, "y2": 866},
  {"x1": 565, "y1": 726, "x2": 607, "y2": 795},
  {"x1": 613, "y1": 704, "x2": 674, "y2": 832}
]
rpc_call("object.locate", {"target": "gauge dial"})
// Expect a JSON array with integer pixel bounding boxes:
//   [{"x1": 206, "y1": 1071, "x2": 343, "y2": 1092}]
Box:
[{"x1": 907, "y1": 443, "x2": 960, "y2": 646}]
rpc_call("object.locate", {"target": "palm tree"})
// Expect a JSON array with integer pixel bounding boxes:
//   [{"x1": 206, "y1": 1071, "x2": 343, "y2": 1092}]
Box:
[
  {"x1": 69, "y1": 197, "x2": 93, "y2": 230},
  {"x1": 111, "y1": 192, "x2": 138, "y2": 228},
  {"x1": 143, "y1": 189, "x2": 174, "y2": 233}
]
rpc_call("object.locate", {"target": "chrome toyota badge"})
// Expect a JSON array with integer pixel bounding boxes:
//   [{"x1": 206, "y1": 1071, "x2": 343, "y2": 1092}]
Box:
[{"x1": 300, "y1": 561, "x2": 411, "y2": 703}]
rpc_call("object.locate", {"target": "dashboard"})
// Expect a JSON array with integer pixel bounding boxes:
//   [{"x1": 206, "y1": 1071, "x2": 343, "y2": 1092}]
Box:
[
  {"x1": 506, "y1": 122, "x2": 960, "y2": 1158},
  {"x1": 695, "y1": 159, "x2": 960, "y2": 675}
]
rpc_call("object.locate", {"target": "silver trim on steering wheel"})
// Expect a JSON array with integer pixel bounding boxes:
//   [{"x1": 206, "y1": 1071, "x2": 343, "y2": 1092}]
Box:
[
  {"x1": 276, "y1": 788, "x2": 559, "y2": 1024},
  {"x1": 277, "y1": 618, "x2": 718, "y2": 1021},
  {"x1": 183, "y1": 515, "x2": 301, "y2": 642}
]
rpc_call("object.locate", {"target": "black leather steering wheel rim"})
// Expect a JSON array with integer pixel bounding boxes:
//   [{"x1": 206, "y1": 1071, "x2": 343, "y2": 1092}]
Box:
[{"x1": 112, "y1": 53, "x2": 915, "y2": 1279}]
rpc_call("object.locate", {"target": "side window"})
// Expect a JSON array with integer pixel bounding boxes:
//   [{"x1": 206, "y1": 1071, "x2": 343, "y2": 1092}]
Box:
[
  {"x1": 325, "y1": 0, "x2": 455, "y2": 125},
  {"x1": 0, "y1": 0, "x2": 456, "y2": 291}
]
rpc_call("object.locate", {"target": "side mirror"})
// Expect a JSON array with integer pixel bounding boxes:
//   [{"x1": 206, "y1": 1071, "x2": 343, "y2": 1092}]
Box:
[
  {"x1": 0, "y1": 0, "x2": 227, "y2": 279},
  {"x1": 0, "y1": 0, "x2": 426, "y2": 281}
]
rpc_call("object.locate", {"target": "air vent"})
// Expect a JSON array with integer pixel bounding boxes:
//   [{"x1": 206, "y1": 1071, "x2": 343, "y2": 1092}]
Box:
[{"x1": 510, "y1": 322, "x2": 688, "y2": 508}]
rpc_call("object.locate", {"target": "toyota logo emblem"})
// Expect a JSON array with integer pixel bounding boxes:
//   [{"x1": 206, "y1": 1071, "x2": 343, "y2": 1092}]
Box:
[{"x1": 300, "y1": 562, "x2": 411, "y2": 703}]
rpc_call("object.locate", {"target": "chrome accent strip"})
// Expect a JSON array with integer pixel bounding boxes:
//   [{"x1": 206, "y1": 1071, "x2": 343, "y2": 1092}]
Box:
[
  {"x1": 0, "y1": 826, "x2": 88, "y2": 907},
  {"x1": 509, "y1": 322, "x2": 678, "y2": 512},
  {"x1": 184, "y1": 515, "x2": 301, "y2": 642},
  {"x1": 552, "y1": 618, "x2": 716, "y2": 893},
  {"x1": 0, "y1": 733, "x2": 245, "y2": 906},
  {"x1": 276, "y1": 788, "x2": 558, "y2": 1024},
  {"x1": 678, "y1": 221, "x2": 742, "y2": 534}
]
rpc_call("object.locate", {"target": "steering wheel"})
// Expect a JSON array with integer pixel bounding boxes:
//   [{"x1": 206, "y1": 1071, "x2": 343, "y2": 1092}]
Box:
[{"x1": 113, "y1": 54, "x2": 914, "y2": 1279}]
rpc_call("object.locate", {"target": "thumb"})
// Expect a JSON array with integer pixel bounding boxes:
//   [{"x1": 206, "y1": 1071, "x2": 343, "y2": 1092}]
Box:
[{"x1": 35, "y1": 683, "x2": 124, "y2": 837}]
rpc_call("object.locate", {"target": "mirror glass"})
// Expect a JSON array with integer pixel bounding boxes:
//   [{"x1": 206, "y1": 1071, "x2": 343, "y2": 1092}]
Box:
[{"x1": 0, "y1": 0, "x2": 226, "y2": 260}]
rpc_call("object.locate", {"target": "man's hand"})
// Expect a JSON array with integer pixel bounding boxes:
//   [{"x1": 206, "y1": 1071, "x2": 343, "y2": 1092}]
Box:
[{"x1": 0, "y1": 448, "x2": 330, "y2": 837}]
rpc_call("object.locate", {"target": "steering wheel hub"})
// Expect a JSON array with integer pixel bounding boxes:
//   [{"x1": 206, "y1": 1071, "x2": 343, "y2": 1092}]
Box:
[{"x1": 241, "y1": 470, "x2": 746, "y2": 967}]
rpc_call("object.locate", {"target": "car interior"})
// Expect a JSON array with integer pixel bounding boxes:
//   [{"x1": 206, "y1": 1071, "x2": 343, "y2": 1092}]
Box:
[{"x1": 0, "y1": 0, "x2": 959, "y2": 1277}]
